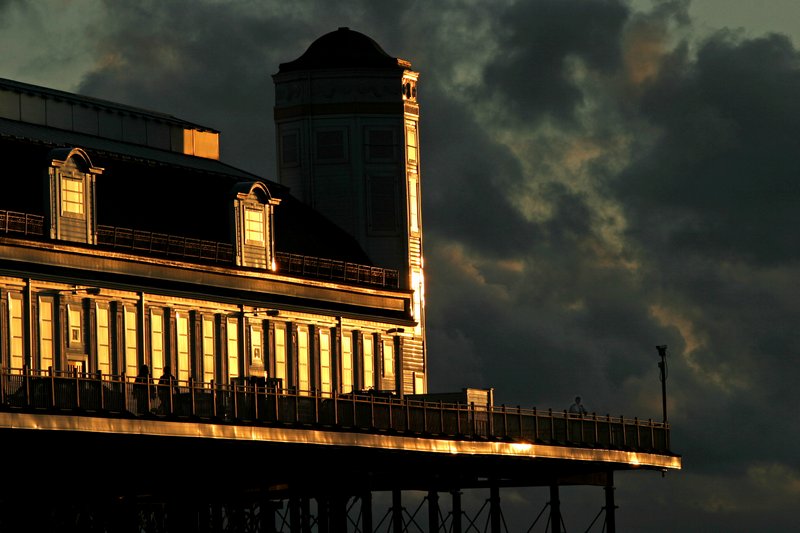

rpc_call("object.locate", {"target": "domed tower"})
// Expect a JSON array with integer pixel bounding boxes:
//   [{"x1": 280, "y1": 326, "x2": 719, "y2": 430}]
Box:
[{"x1": 273, "y1": 28, "x2": 426, "y2": 393}]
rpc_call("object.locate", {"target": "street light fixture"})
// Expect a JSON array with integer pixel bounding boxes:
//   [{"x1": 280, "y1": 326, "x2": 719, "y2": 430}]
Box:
[{"x1": 656, "y1": 345, "x2": 668, "y2": 423}]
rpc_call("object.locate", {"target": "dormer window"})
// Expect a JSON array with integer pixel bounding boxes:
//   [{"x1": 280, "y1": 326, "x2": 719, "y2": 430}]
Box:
[
  {"x1": 231, "y1": 182, "x2": 280, "y2": 270},
  {"x1": 244, "y1": 207, "x2": 265, "y2": 243},
  {"x1": 47, "y1": 147, "x2": 103, "y2": 244},
  {"x1": 61, "y1": 173, "x2": 84, "y2": 215}
]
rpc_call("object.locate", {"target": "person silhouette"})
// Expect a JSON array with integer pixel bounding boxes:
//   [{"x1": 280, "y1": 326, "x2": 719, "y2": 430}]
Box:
[
  {"x1": 157, "y1": 366, "x2": 175, "y2": 414},
  {"x1": 569, "y1": 396, "x2": 587, "y2": 416}
]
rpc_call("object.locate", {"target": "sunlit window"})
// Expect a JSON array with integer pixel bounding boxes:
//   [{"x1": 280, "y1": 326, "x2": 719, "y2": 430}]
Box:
[
  {"x1": 244, "y1": 207, "x2": 264, "y2": 243},
  {"x1": 362, "y1": 334, "x2": 374, "y2": 390},
  {"x1": 382, "y1": 338, "x2": 394, "y2": 378},
  {"x1": 341, "y1": 332, "x2": 353, "y2": 394},
  {"x1": 9, "y1": 293, "x2": 23, "y2": 369},
  {"x1": 251, "y1": 326, "x2": 263, "y2": 367},
  {"x1": 124, "y1": 307, "x2": 138, "y2": 379},
  {"x1": 150, "y1": 310, "x2": 164, "y2": 379},
  {"x1": 298, "y1": 326, "x2": 309, "y2": 394},
  {"x1": 39, "y1": 297, "x2": 54, "y2": 371},
  {"x1": 177, "y1": 313, "x2": 190, "y2": 382},
  {"x1": 319, "y1": 329, "x2": 331, "y2": 397},
  {"x1": 61, "y1": 175, "x2": 84, "y2": 215},
  {"x1": 202, "y1": 316, "x2": 215, "y2": 385},
  {"x1": 227, "y1": 318, "x2": 239, "y2": 380},
  {"x1": 68, "y1": 305, "x2": 82, "y2": 347},
  {"x1": 409, "y1": 175, "x2": 419, "y2": 233},
  {"x1": 96, "y1": 304, "x2": 111, "y2": 376},
  {"x1": 274, "y1": 323, "x2": 287, "y2": 389},
  {"x1": 406, "y1": 123, "x2": 417, "y2": 164}
]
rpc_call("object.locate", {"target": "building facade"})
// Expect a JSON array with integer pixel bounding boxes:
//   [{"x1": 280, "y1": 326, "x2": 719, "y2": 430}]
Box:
[{"x1": 0, "y1": 28, "x2": 427, "y2": 398}]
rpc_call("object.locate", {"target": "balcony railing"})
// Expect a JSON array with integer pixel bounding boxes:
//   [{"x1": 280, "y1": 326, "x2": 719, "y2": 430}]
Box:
[
  {"x1": 0, "y1": 210, "x2": 44, "y2": 236},
  {"x1": 96, "y1": 225, "x2": 234, "y2": 263},
  {"x1": 0, "y1": 209, "x2": 399, "y2": 288},
  {"x1": 275, "y1": 252, "x2": 400, "y2": 289},
  {"x1": 0, "y1": 367, "x2": 672, "y2": 455}
]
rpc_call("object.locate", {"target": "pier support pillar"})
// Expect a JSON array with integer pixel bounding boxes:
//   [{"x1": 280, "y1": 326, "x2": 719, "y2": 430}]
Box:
[
  {"x1": 605, "y1": 472, "x2": 617, "y2": 533},
  {"x1": 428, "y1": 490, "x2": 440, "y2": 533},
  {"x1": 550, "y1": 483, "x2": 561, "y2": 533},
  {"x1": 490, "y1": 485, "x2": 501, "y2": 533},
  {"x1": 451, "y1": 490, "x2": 462, "y2": 533}
]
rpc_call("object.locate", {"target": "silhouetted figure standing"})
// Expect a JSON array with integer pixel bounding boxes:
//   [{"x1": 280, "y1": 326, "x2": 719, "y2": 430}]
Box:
[
  {"x1": 134, "y1": 364, "x2": 151, "y2": 415},
  {"x1": 158, "y1": 366, "x2": 175, "y2": 414},
  {"x1": 569, "y1": 396, "x2": 588, "y2": 416}
]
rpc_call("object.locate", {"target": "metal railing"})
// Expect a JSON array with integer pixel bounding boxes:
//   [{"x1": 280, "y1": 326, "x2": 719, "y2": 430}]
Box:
[
  {"x1": 275, "y1": 252, "x2": 400, "y2": 288},
  {"x1": 0, "y1": 208, "x2": 398, "y2": 288},
  {"x1": 0, "y1": 367, "x2": 672, "y2": 454},
  {"x1": 96, "y1": 225, "x2": 234, "y2": 263},
  {"x1": 0, "y1": 210, "x2": 44, "y2": 236}
]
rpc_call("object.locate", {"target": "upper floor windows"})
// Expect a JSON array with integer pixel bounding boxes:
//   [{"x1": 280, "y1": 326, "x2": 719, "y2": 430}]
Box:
[
  {"x1": 315, "y1": 129, "x2": 347, "y2": 162},
  {"x1": 47, "y1": 147, "x2": 103, "y2": 245},
  {"x1": 244, "y1": 208, "x2": 265, "y2": 243},
  {"x1": 231, "y1": 182, "x2": 280, "y2": 270},
  {"x1": 61, "y1": 174, "x2": 84, "y2": 216}
]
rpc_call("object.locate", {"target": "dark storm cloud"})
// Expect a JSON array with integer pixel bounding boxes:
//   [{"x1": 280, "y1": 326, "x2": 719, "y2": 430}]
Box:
[
  {"x1": 482, "y1": 0, "x2": 629, "y2": 126},
  {"x1": 619, "y1": 31, "x2": 800, "y2": 265}
]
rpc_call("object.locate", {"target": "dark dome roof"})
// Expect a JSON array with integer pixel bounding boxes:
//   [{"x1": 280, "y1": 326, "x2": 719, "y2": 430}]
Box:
[{"x1": 279, "y1": 27, "x2": 404, "y2": 72}]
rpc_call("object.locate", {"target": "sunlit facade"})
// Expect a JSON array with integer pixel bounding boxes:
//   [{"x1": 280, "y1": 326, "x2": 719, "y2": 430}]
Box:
[{"x1": 0, "y1": 29, "x2": 678, "y2": 532}]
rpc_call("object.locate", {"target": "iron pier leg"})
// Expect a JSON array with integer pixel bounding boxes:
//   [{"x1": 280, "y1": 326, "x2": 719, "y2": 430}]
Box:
[
  {"x1": 490, "y1": 485, "x2": 502, "y2": 533},
  {"x1": 330, "y1": 494, "x2": 347, "y2": 533},
  {"x1": 318, "y1": 495, "x2": 329, "y2": 533},
  {"x1": 428, "y1": 490, "x2": 440, "y2": 533},
  {"x1": 549, "y1": 483, "x2": 561, "y2": 533},
  {"x1": 392, "y1": 489, "x2": 404, "y2": 533},
  {"x1": 289, "y1": 496, "x2": 301, "y2": 533},
  {"x1": 300, "y1": 497, "x2": 311, "y2": 533},
  {"x1": 262, "y1": 500, "x2": 277, "y2": 533},
  {"x1": 605, "y1": 472, "x2": 617, "y2": 533},
  {"x1": 451, "y1": 490, "x2": 462, "y2": 533},
  {"x1": 362, "y1": 490, "x2": 374, "y2": 533}
]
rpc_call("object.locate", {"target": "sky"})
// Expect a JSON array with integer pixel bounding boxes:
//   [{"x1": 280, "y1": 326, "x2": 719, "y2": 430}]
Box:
[{"x1": 2, "y1": 0, "x2": 799, "y2": 531}]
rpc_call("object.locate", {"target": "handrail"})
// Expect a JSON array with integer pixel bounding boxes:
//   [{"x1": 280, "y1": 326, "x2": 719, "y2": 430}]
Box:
[
  {"x1": 0, "y1": 209, "x2": 398, "y2": 288},
  {"x1": 0, "y1": 367, "x2": 674, "y2": 455}
]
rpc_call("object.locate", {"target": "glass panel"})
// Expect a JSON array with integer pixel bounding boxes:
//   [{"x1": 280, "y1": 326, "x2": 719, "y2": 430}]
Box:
[
  {"x1": 150, "y1": 311, "x2": 164, "y2": 379},
  {"x1": 274, "y1": 323, "x2": 286, "y2": 388},
  {"x1": 68, "y1": 305, "x2": 82, "y2": 347},
  {"x1": 202, "y1": 316, "x2": 215, "y2": 385},
  {"x1": 363, "y1": 334, "x2": 374, "y2": 390},
  {"x1": 245, "y1": 208, "x2": 264, "y2": 243},
  {"x1": 382, "y1": 339, "x2": 394, "y2": 378},
  {"x1": 9, "y1": 293, "x2": 24, "y2": 369},
  {"x1": 341, "y1": 332, "x2": 353, "y2": 394},
  {"x1": 39, "y1": 298, "x2": 54, "y2": 371},
  {"x1": 96, "y1": 305, "x2": 110, "y2": 376},
  {"x1": 61, "y1": 175, "x2": 84, "y2": 215},
  {"x1": 409, "y1": 176, "x2": 419, "y2": 233},
  {"x1": 251, "y1": 327, "x2": 263, "y2": 366},
  {"x1": 227, "y1": 318, "x2": 239, "y2": 379},
  {"x1": 177, "y1": 313, "x2": 190, "y2": 382},
  {"x1": 319, "y1": 329, "x2": 331, "y2": 397},
  {"x1": 124, "y1": 307, "x2": 138, "y2": 379},
  {"x1": 297, "y1": 327, "x2": 309, "y2": 395}
]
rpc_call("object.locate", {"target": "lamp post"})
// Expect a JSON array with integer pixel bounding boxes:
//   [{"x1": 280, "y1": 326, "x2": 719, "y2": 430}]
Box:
[{"x1": 656, "y1": 345, "x2": 668, "y2": 423}]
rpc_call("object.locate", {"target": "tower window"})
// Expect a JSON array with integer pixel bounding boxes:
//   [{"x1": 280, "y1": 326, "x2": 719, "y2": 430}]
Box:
[
  {"x1": 316, "y1": 129, "x2": 345, "y2": 161},
  {"x1": 281, "y1": 132, "x2": 299, "y2": 165},
  {"x1": 368, "y1": 175, "x2": 398, "y2": 233},
  {"x1": 366, "y1": 129, "x2": 395, "y2": 161}
]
